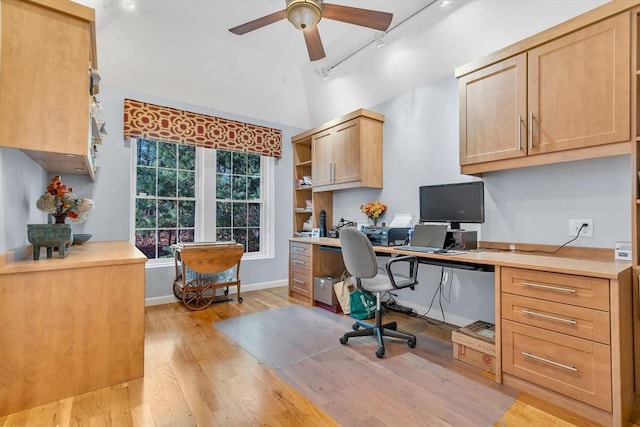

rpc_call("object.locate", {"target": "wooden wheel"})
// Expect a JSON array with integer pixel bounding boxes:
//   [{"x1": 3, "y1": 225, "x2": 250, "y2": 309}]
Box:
[
  {"x1": 182, "y1": 278, "x2": 215, "y2": 310},
  {"x1": 173, "y1": 278, "x2": 183, "y2": 300}
]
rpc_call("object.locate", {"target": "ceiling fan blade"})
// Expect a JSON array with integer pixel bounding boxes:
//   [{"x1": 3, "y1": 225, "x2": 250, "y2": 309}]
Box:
[
  {"x1": 322, "y1": 3, "x2": 393, "y2": 31},
  {"x1": 228, "y1": 10, "x2": 287, "y2": 35},
  {"x1": 303, "y1": 27, "x2": 326, "y2": 61}
]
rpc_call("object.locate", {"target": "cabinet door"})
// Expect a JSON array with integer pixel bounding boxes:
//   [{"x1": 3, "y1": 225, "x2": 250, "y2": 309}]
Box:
[
  {"x1": 528, "y1": 13, "x2": 630, "y2": 155},
  {"x1": 332, "y1": 118, "x2": 361, "y2": 185},
  {"x1": 458, "y1": 53, "x2": 527, "y2": 165},
  {"x1": 0, "y1": 0, "x2": 91, "y2": 155},
  {"x1": 312, "y1": 129, "x2": 333, "y2": 187}
]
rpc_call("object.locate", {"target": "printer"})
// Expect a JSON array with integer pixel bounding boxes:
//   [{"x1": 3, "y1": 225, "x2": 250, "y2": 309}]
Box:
[{"x1": 362, "y1": 226, "x2": 410, "y2": 246}]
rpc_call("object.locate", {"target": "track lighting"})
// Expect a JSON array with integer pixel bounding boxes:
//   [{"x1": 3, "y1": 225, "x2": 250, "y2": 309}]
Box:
[
  {"x1": 318, "y1": 66, "x2": 331, "y2": 80},
  {"x1": 103, "y1": 0, "x2": 135, "y2": 10}
]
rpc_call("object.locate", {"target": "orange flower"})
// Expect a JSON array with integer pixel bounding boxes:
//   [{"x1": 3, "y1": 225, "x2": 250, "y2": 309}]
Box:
[{"x1": 360, "y1": 200, "x2": 387, "y2": 219}]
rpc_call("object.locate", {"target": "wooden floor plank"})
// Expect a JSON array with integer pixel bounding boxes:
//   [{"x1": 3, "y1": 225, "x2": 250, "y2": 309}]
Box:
[{"x1": 1, "y1": 286, "x2": 637, "y2": 426}]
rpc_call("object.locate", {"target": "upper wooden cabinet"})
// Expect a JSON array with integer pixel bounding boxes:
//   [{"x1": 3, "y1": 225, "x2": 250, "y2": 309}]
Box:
[
  {"x1": 0, "y1": 0, "x2": 99, "y2": 180},
  {"x1": 457, "y1": 9, "x2": 631, "y2": 175},
  {"x1": 310, "y1": 110, "x2": 383, "y2": 192}
]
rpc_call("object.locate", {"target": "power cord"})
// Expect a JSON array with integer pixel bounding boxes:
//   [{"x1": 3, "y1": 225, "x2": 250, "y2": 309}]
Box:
[
  {"x1": 478, "y1": 223, "x2": 588, "y2": 254},
  {"x1": 418, "y1": 266, "x2": 453, "y2": 325}
]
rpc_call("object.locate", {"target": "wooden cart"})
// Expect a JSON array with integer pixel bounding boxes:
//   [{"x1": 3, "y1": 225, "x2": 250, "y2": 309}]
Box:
[{"x1": 172, "y1": 241, "x2": 244, "y2": 310}]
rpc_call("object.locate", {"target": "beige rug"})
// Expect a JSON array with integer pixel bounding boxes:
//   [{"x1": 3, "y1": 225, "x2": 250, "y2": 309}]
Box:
[{"x1": 215, "y1": 305, "x2": 515, "y2": 426}]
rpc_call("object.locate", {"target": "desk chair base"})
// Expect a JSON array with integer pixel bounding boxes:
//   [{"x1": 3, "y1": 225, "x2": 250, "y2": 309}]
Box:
[{"x1": 339, "y1": 292, "x2": 416, "y2": 358}]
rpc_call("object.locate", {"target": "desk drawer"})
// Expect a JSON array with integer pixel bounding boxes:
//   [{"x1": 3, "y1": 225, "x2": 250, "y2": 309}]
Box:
[
  {"x1": 502, "y1": 267, "x2": 609, "y2": 311},
  {"x1": 290, "y1": 268, "x2": 312, "y2": 297},
  {"x1": 290, "y1": 253, "x2": 312, "y2": 270},
  {"x1": 502, "y1": 293, "x2": 610, "y2": 344},
  {"x1": 290, "y1": 242, "x2": 312, "y2": 257},
  {"x1": 502, "y1": 320, "x2": 611, "y2": 412}
]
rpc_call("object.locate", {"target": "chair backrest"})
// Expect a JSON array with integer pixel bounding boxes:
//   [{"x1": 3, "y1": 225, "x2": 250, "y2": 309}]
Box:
[{"x1": 339, "y1": 228, "x2": 378, "y2": 279}]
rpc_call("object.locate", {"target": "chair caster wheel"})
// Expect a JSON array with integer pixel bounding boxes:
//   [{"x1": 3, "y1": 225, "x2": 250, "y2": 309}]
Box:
[
  {"x1": 408, "y1": 339, "x2": 416, "y2": 348},
  {"x1": 340, "y1": 336, "x2": 348, "y2": 345},
  {"x1": 352, "y1": 323, "x2": 359, "y2": 331},
  {"x1": 375, "y1": 348, "x2": 385, "y2": 358}
]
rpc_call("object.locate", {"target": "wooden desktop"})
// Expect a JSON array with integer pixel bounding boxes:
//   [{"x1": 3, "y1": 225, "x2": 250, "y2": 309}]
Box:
[{"x1": 289, "y1": 236, "x2": 633, "y2": 427}]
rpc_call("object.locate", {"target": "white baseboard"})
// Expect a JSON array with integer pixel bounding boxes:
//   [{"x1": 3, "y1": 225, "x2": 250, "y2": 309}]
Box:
[{"x1": 144, "y1": 279, "x2": 288, "y2": 307}]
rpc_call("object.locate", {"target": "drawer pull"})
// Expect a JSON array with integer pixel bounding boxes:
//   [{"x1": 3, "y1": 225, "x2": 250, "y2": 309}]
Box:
[
  {"x1": 293, "y1": 279, "x2": 305, "y2": 284},
  {"x1": 292, "y1": 247, "x2": 307, "y2": 252},
  {"x1": 522, "y1": 352, "x2": 578, "y2": 372},
  {"x1": 521, "y1": 281, "x2": 577, "y2": 293},
  {"x1": 292, "y1": 260, "x2": 307, "y2": 265},
  {"x1": 521, "y1": 309, "x2": 577, "y2": 325}
]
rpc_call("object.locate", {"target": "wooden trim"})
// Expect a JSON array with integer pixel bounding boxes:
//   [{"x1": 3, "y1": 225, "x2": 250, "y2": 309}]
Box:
[
  {"x1": 460, "y1": 141, "x2": 631, "y2": 175},
  {"x1": 291, "y1": 108, "x2": 384, "y2": 141},
  {"x1": 610, "y1": 274, "x2": 635, "y2": 424},
  {"x1": 21, "y1": 0, "x2": 95, "y2": 22},
  {"x1": 455, "y1": 0, "x2": 640, "y2": 78}
]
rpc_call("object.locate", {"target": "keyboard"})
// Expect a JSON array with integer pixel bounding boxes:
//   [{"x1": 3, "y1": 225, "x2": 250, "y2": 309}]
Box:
[{"x1": 396, "y1": 245, "x2": 445, "y2": 253}]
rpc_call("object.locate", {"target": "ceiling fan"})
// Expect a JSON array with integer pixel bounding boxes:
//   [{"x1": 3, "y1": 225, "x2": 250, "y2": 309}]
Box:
[{"x1": 228, "y1": 0, "x2": 393, "y2": 61}]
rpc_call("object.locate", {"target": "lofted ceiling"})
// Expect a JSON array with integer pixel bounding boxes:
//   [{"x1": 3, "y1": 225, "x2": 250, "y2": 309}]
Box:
[{"x1": 74, "y1": 0, "x2": 608, "y2": 130}]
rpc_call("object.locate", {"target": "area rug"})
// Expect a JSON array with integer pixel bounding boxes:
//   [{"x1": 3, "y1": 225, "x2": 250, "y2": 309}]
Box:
[
  {"x1": 214, "y1": 305, "x2": 515, "y2": 426},
  {"x1": 213, "y1": 304, "x2": 354, "y2": 368}
]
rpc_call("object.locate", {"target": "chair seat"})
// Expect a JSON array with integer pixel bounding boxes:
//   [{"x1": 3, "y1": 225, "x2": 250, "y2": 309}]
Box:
[{"x1": 361, "y1": 273, "x2": 415, "y2": 293}]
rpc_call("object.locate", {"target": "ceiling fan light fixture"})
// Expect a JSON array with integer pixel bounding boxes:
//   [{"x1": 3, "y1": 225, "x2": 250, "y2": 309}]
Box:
[{"x1": 286, "y1": 0, "x2": 322, "y2": 30}]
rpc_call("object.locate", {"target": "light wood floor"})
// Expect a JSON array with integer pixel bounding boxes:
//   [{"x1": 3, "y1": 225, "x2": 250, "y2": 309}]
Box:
[{"x1": 1, "y1": 286, "x2": 638, "y2": 426}]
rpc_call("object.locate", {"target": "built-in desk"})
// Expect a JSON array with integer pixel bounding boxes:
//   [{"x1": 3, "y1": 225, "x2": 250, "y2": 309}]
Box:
[{"x1": 289, "y1": 237, "x2": 633, "y2": 427}]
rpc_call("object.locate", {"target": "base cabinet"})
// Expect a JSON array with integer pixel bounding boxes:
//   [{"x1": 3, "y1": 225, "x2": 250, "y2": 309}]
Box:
[
  {"x1": 0, "y1": 242, "x2": 147, "y2": 416},
  {"x1": 288, "y1": 240, "x2": 345, "y2": 305},
  {"x1": 500, "y1": 266, "x2": 633, "y2": 426}
]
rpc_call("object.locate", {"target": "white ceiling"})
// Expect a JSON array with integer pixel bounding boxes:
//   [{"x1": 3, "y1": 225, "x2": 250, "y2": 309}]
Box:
[{"x1": 74, "y1": 0, "x2": 608, "y2": 130}]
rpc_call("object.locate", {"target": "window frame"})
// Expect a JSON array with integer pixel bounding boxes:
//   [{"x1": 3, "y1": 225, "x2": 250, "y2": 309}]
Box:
[{"x1": 130, "y1": 138, "x2": 274, "y2": 267}]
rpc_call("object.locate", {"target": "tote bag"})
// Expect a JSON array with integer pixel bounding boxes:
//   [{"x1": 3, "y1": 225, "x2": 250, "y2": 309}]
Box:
[
  {"x1": 349, "y1": 289, "x2": 376, "y2": 320},
  {"x1": 333, "y1": 272, "x2": 354, "y2": 314}
]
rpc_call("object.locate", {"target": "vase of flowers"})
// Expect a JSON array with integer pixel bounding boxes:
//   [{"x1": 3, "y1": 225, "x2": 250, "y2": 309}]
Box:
[
  {"x1": 360, "y1": 200, "x2": 387, "y2": 226},
  {"x1": 36, "y1": 176, "x2": 94, "y2": 224}
]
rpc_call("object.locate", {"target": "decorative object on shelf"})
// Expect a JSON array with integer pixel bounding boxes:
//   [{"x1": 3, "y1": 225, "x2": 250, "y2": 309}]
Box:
[
  {"x1": 72, "y1": 233, "x2": 93, "y2": 245},
  {"x1": 360, "y1": 200, "x2": 387, "y2": 226},
  {"x1": 36, "y1": 176, "x2": 94, "y2": 223},
  {"x1": 27, "y1": 224, "x2": 72, "y2": 260}
]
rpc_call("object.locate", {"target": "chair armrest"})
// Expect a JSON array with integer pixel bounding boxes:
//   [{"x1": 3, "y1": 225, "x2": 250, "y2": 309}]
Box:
[{"x1": 385, "y1": 255, "x2": 419, "y2": 289}]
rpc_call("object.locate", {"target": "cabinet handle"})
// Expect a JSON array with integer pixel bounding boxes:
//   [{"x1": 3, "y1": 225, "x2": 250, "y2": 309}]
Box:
[
  {"x1": 522, "y1": 352, "x2": 578, "y2": 372},
  {"x1": 521, "y1": 309, "x2": 577, "y2": 325},
  {"x1": 292, "y1": 247, "x2": 307, "y2": 252},
  {"x1": 293, "y1": 279, "x2": 305, "y2": 284},
  {"x1": 292, "y1": 259, "x2": 306, "y2": 265},
  {"x1": 528, "y1": 112, "x2": 534, "y2": 149},
  {"x1": 521, "y1": 281, "x2": 576, "y2": 293},
  {"x1": 517, "y1": 115, "x2": 523, "y2": 151},
  {"x1": 331, "y1": 161, "x2": 336, "y2": 182}
]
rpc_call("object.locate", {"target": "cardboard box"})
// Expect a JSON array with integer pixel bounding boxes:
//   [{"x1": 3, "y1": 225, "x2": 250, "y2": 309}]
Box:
[
  {"x1": 453, "y1": 343, "x2": 496, "y2": 374},
  {"x1": 452, "y1": 321, "x2": 496, "y2": 374}
]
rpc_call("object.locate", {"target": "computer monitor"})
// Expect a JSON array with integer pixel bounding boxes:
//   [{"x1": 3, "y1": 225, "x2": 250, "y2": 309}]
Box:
[{"x1": 419, "y1": 181, "x2": 485, "y2": 230}]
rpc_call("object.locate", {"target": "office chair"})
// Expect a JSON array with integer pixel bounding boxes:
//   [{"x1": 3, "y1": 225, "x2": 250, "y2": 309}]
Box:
[{"x1": 338, "y1": 227, "x2": 420, "y2": 358}]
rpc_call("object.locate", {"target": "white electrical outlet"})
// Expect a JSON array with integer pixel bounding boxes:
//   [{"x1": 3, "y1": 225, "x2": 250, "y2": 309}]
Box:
[{"x1": 569, "y1": 219, "x2": 593, "y2": 237}]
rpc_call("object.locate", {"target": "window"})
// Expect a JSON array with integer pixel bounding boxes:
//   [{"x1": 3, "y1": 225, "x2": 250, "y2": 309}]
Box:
[{"x1": 133, "y1": 139, "x2": 270, "y2": 262}]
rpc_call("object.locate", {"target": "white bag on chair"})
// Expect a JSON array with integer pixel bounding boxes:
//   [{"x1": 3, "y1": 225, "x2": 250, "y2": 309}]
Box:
[{"x1": 333, "y1": 273, "x2": 355, "y2": 314}]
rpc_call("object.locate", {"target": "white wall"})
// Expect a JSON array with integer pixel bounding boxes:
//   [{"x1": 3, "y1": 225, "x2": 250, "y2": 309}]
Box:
[{"x1": 0, "y1": 148, "x2": 49, "y2": 253}]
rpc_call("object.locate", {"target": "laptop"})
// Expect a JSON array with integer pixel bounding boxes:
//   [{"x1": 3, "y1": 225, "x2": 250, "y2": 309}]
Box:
[{"x1": 398, "y1": 223, "x2": 448, "y2": 253}]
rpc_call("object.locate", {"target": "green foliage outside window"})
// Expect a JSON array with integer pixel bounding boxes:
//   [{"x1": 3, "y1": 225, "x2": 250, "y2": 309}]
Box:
[{"x1": 134, "y1": 139, "x2": 263, "y2": 259}]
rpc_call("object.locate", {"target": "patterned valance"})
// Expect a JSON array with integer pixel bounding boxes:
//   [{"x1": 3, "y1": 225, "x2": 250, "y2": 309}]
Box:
[{"x1": 123, "y1": 99, "x2": 282, "y2": 158}]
